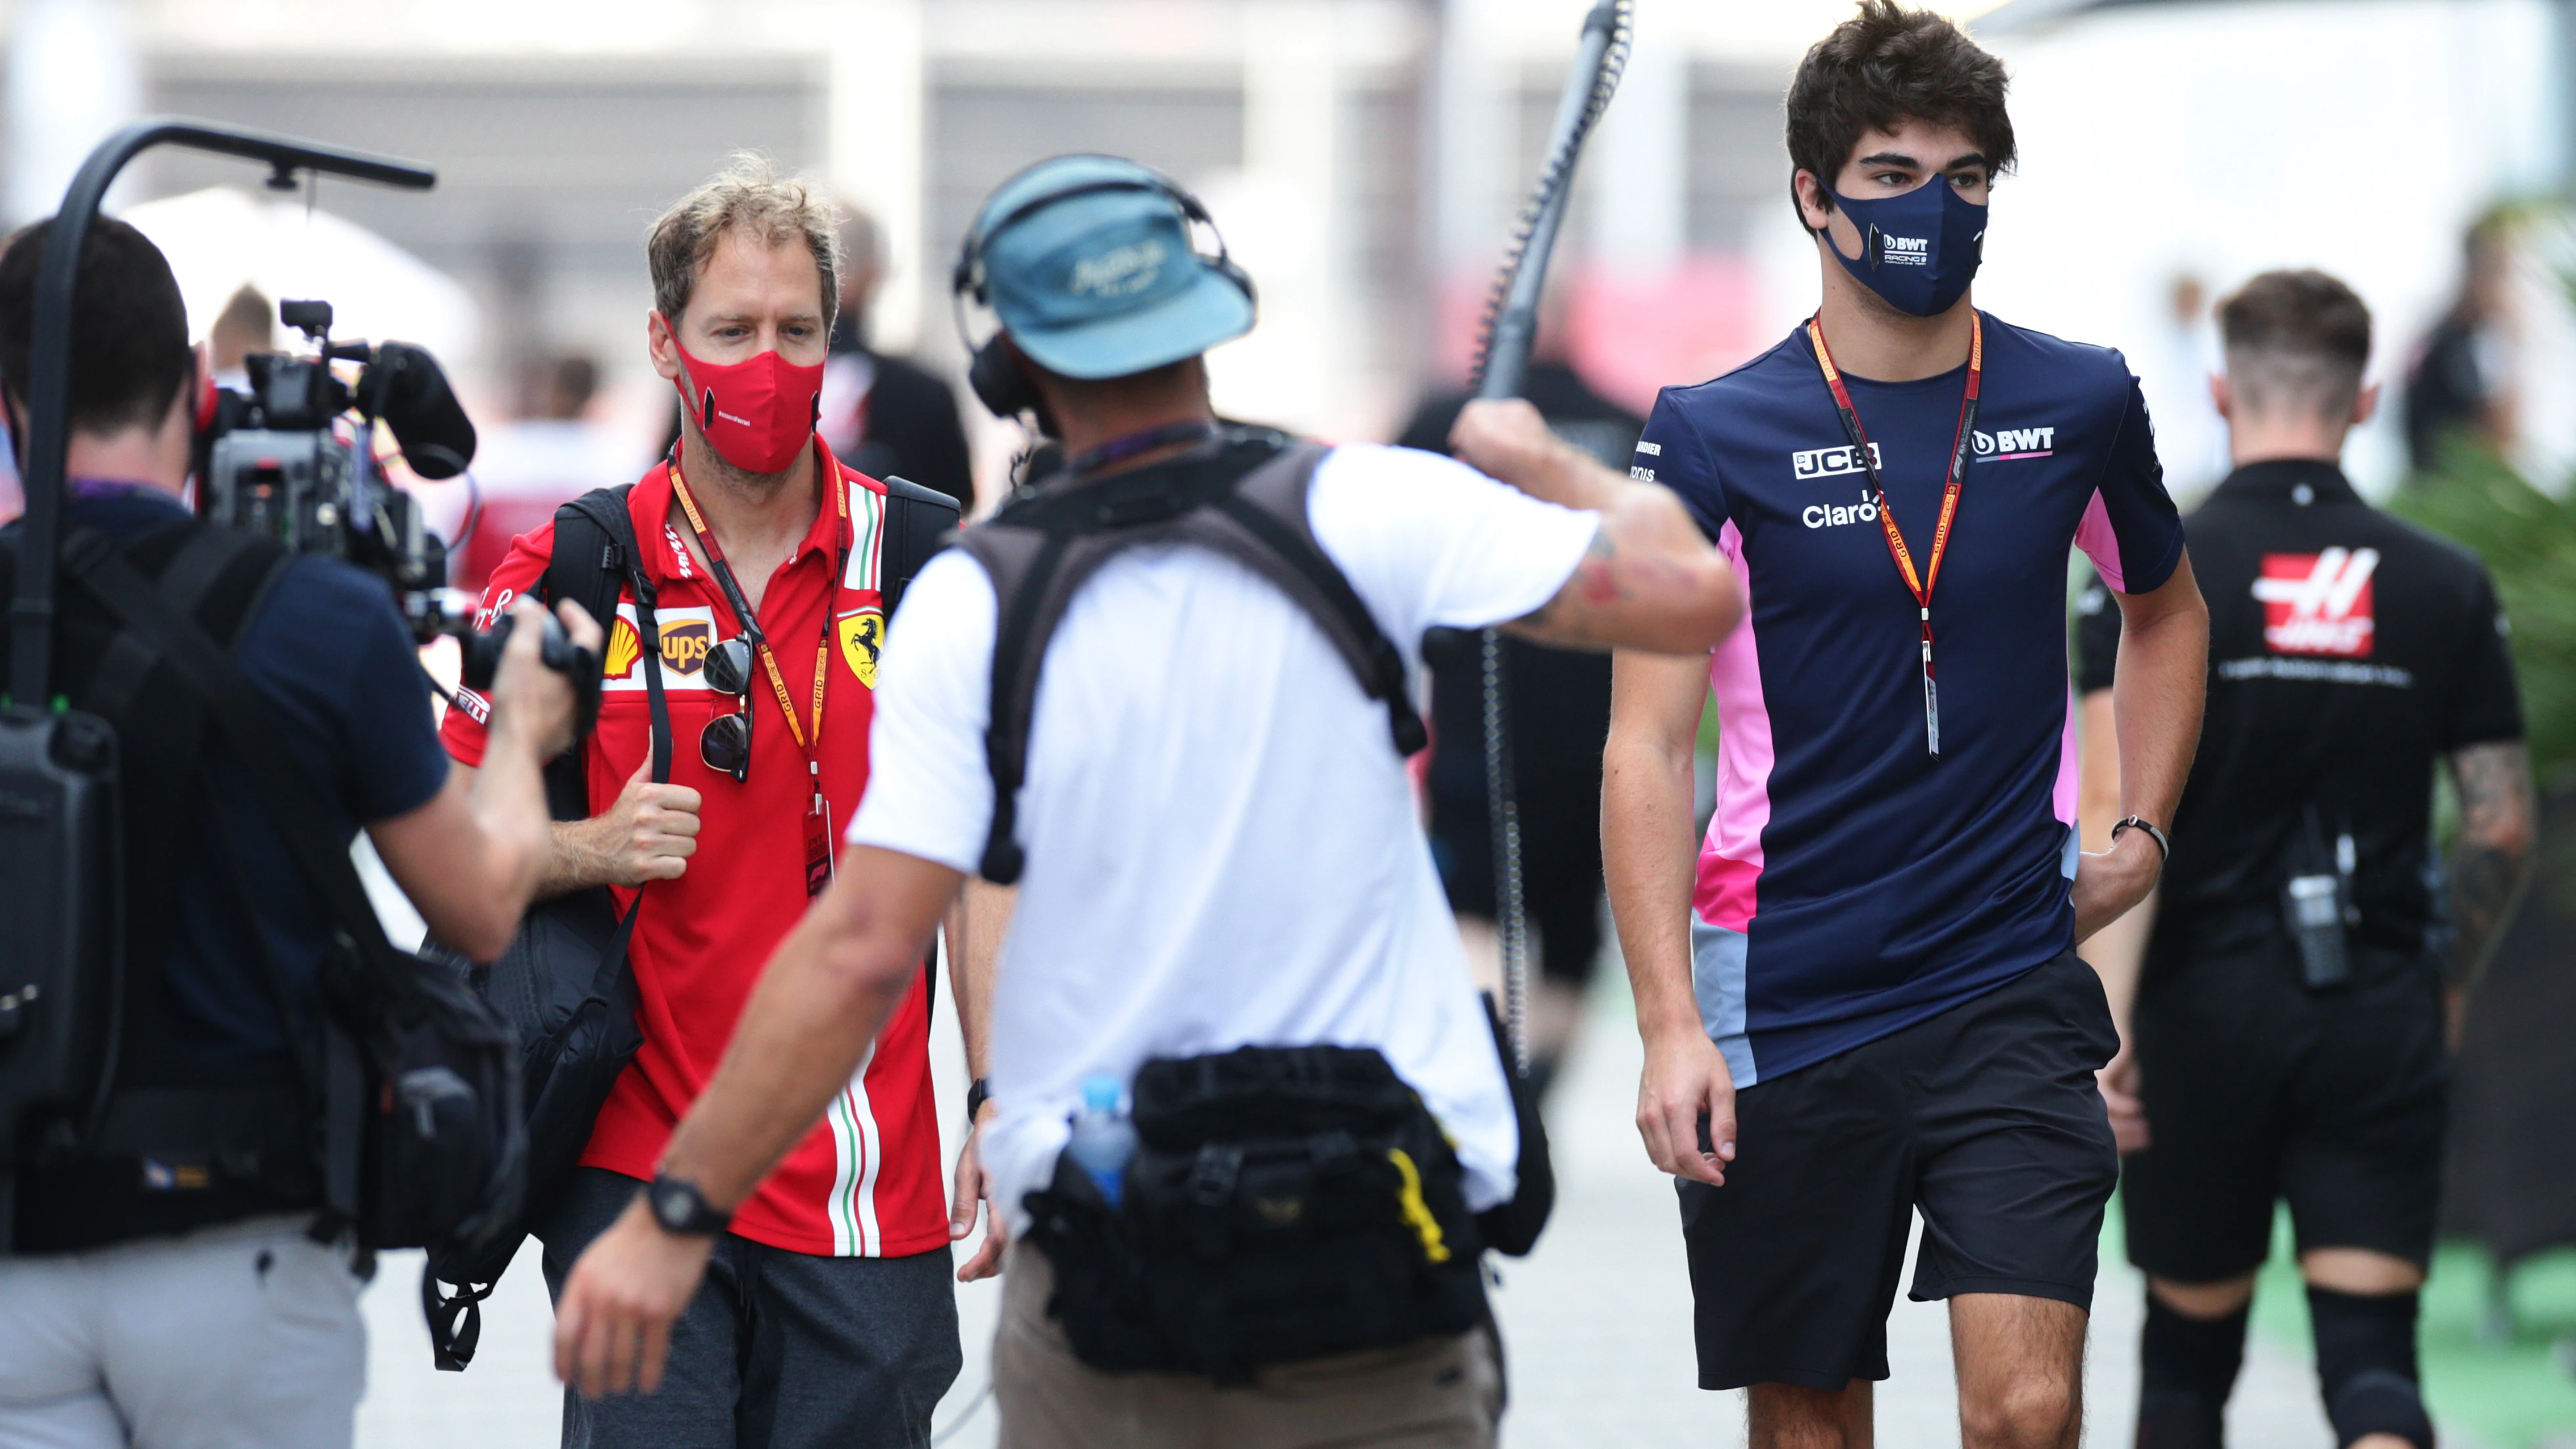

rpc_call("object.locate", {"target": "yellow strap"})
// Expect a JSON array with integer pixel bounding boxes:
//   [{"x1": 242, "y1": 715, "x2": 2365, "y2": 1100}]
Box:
[{"x1": 1386, "y1": 1149, "x2": 1452, "y2": 1265}]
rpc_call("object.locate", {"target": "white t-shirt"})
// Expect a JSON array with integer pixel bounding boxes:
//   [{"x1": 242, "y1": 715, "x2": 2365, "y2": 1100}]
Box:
[{"x1": 848, "y1": 441, "x2": 1599, "y2": 1230}]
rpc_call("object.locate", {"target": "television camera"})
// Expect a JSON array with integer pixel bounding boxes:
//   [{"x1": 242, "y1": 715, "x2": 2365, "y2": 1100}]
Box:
[{"x1": 199, "y1": 296, "x2": 590, "y2": 697}]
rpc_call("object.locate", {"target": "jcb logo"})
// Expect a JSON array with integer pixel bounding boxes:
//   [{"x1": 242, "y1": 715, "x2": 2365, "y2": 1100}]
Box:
[
  {"x1": 2252, "y1": 549, "x2": 2379, "y2": 658},
  {"x1": 1792, "y1": 443, "x2": 1881, "y2": 480}
]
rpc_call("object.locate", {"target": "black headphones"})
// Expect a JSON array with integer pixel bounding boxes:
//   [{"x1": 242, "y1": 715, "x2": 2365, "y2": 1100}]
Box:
[{"x1": 951, "y1": 158, "x2": 1256, "y2": 424}]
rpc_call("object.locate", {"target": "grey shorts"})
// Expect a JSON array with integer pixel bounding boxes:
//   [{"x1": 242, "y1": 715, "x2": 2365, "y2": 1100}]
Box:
[
  {"x1": 540, "y1": 1167, "x2": 962, "y2": 1449},
  {"x1": 0, "y1": 1213, "x2": 368, "y2": 1449},
  {"x1": 992, "y1": 1245, "x2": 1502, "y2": 1449}
]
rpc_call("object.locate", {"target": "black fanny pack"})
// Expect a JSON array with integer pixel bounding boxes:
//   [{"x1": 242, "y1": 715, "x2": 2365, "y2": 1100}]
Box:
[{"x1": 1021, "y1": 1045, "x2": 1489, "y2": 1383}]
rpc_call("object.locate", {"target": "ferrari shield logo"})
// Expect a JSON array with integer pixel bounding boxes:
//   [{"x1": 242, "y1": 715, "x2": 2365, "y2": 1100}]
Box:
[{"x1": 837, "y1": 607, "x2": 884, "y2": 689}]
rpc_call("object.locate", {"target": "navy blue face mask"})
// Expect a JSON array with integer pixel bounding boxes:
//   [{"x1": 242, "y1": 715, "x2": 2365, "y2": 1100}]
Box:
[{"x1": 1821, "y1": 177, "x2": 1987, "y2": 318}]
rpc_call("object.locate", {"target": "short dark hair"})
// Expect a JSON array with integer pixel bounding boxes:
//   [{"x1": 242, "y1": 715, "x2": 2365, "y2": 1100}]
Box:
[
  {"x1": 2218, "y1": 269, "x2": 2372, "y2": 421},
  {"x1": 0, "y1": 217, "x2": 194, "y2": 438},
  {"x1": 1785, "y1": 0, "x2": 2016, "y2": 221}
]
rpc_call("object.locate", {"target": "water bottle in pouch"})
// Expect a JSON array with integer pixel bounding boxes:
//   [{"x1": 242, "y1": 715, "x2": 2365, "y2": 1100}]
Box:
[{"x1": 1067, "y1": 1073, "x2": 1137, "y2": 1207}]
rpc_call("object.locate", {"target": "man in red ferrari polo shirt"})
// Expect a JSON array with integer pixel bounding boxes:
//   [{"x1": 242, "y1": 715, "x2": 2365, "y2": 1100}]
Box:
[{"x1": 443, "y1": 156, "x2": 965, "y2": 1448}]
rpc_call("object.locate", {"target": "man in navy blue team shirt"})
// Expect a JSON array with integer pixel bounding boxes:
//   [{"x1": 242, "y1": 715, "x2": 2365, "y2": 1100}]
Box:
[{"x1": 1602, "y1": 5, "x2": 2210, "y2": 1444}]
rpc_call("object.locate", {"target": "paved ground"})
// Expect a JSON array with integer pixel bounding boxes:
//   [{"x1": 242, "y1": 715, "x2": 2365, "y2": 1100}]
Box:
[{"x1": 354, "y1": 962, "x2": 2374, "y2": 1448}]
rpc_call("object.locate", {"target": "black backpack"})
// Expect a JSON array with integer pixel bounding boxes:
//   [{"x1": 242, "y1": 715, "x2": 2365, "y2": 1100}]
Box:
[
  {"x1": 422, "y1": 473, "x2": 960, "y2": 1368},
  {"x1": 951, "y1": 433, "x2": 1552, "y2": 1257},
  {"x1": 33, "y1": 522, "x2": 526, "y2": 1276}
]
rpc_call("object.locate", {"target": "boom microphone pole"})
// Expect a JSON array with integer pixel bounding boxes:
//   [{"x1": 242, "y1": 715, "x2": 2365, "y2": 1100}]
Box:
[{"x1": 1461, "y1": 0, "x2": 1633, "y2": 1072}]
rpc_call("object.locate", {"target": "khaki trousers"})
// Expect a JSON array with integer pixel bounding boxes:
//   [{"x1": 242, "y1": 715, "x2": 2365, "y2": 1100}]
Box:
[{"x1": 993, "y1": 1246, "x2": 1503, "y2": 1449}]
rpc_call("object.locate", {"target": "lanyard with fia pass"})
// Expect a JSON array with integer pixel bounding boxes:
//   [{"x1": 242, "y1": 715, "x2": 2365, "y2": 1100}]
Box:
[{"x1": 1805, "y1": 309, "x2": 1982, "y2": 758}]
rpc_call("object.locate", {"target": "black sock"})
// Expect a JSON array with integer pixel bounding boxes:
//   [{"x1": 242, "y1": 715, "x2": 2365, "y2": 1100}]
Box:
[
  {"x1": 2137, "y1": 1292, "x2": 2248, "y2": 1449},
  {"x1": 2307, "y1": 1286, "x2": 2433, "y2": 1449}
]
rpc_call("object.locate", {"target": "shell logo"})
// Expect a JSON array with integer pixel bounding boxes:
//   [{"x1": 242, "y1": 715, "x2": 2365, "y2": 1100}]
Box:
[{"x1": 604, "y1": 618, "x2": 642, "y2": 680}]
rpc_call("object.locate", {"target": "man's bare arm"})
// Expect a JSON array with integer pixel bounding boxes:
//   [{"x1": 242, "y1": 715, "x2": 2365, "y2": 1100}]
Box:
[
  {"x1": 2072, "y1": 554, "x2": 2208, "y2": 942},
  {"x1": 1604, "y1": 649, "x2": 1735, "y2": 1185},
  {"x1": 372, "y1": 597, "x2": 599, "y2": 961},
  {"x1": 2444, "y1": 740, "x2": 2535, "y2": 990},
  {"x1": 452, "y1": 756, "x2": 704, "y2": 901},
  {"x1": 946, "y1": 879, "x2": 1016, "y2": 1281},
  {"x1": 1448, "y1": 399, "x2": 1741, "y2": 657}
]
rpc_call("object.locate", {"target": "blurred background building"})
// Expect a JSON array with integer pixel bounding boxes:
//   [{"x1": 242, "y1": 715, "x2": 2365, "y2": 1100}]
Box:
[{"x1": 3, "y1": 0, "x2": 2570, "y2": 501}]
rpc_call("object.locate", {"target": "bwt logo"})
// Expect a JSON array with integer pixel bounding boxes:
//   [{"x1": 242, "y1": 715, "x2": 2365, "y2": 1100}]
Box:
[
  {"x1": 1880, "y1": 235, "x2": 1929, "y2": 266},
  {"x1": 2252, "y1": 548, "x2": 2379, "y2": 657},
  {"x1": 1792, "y1": 442, "x2": 1881, "y2": 480},
  {"x1": 1973, "y1": 427, "x2": 2056, "y2": 458}
]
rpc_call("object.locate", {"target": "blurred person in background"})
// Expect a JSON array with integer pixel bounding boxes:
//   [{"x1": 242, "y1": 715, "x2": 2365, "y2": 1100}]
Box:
[
  {"x1": 817, "y1": 205, "x2": 974, "y2": 513},
  {"x1": 0, "y1": 215, "x2": 593, "y2": 1449},
  {"x1": 2076, "y1": 270, "x2": 2534, "y2": 1449},
  {"x1": 2137, "y1": 273, "x2": 2228, "y2": 506},
  {"x1": 444, "y1": 354, "x2": 649, "y2": 595},
  {"x1": 1396, "y1": 303, "x2": 1641, "y2": 1101},
  {"x1": 444, "y1": 156, "x2": 974, "y2": 1449},
  {"x1": 2404, "y1": 215, "x2": 2517, "y2": 474},
  {"x1": 207, "y1": 282, "x2": 272, "y2": 390},
  {"x1": 1604, "y1": 5, "x2": 2207, "y2": 1444}
]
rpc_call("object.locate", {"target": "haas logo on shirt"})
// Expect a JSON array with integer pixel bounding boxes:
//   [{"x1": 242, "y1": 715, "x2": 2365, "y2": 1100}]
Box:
[{"x1": 2252, "y1": 548, "x2": 2379, "y2": 657}]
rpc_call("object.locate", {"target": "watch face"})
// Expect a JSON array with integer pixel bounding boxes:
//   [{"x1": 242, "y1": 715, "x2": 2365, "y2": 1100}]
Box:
[{"x1": 652, "y1": 1181, "x2": 691, "y2": 1230}]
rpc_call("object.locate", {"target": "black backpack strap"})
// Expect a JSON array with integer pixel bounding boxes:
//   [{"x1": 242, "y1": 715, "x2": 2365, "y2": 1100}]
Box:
[
  {"x1": 537, "y1": 486, "x2": 665, "y2": 813},
  {"x1": 59, "y1": 528, "x2": 407, "y2": 1228},
  {"x1": 535, "y1": 485, "x2": 666, "y2": 999},
  {"x1": 955, "y1": 441, "x2": 1423, "y2": 886},
  {"x1": 1207, "y1": 446, "x2": 1426, "y2": 757},
  {"x1": 878, "y1": 474, "x2": 962, "y2": 619}
]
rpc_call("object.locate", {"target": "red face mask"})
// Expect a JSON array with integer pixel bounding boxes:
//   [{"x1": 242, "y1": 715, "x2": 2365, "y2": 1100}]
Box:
[{"x1": 668, "y1": 325, "x2": 825, "y2": 476}]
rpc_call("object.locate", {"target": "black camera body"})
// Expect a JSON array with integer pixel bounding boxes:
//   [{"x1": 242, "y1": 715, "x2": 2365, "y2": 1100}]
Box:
[{"x1": 198, "y1": 299, "x2": 471, "y2": 642}]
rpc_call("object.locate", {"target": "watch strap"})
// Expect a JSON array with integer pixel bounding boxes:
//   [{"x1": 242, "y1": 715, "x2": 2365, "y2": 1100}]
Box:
[{"x1": 647, "y1": 1173, "x2": 732, "y2": 1236}]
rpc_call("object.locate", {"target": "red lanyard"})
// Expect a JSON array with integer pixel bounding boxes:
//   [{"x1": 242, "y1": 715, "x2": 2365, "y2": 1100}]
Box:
[
  {"x1": 665, "y1": 458, "x2": 848, "y2": 789},
  {"x1": 1805, "y1": 311, "x2": 1983, "y2": 757}
]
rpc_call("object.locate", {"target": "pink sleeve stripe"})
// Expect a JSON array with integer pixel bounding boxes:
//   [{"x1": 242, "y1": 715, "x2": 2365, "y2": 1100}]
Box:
[
  {"x1": 1692, "y1": 521, "x2": 1772, "y2": 934},
  {"x1": 2074, "y1": 488, "x2": 2125, "y2": 593}
]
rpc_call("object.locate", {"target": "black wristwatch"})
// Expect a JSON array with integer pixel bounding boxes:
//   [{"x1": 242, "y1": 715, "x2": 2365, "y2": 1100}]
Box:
[
  {"x1": 645, "y1": 1173, "x2": 731, "y2": 1236},
  {"x1": 964, "y1": 1077, "x2": 993, "y2": 1127}
]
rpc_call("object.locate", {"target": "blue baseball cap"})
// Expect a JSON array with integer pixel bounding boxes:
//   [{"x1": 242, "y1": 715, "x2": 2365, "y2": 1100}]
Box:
[{"x1": 963, "y1": 155, "x2": 1255, "y2": 381}]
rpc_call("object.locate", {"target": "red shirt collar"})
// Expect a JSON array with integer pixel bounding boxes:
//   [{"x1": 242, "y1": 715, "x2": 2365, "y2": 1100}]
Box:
[{"x1": 632, "y1": 435, "x2": 853, "y2": 587}]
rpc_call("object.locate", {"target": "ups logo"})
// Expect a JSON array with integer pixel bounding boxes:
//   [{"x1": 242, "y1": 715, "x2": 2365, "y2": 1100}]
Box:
[{"x1": 660, "y1": 620, "x2": 712, "y2": 676}]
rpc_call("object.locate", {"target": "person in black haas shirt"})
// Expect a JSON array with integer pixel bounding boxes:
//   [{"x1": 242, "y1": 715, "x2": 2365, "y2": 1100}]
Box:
[
  {"x1": 1397, "y1": 353, "x2": 1641, "y2": 1102},
  {"x1": 2076, "y1": 270, "x2": 2535, "y2": 1449}
]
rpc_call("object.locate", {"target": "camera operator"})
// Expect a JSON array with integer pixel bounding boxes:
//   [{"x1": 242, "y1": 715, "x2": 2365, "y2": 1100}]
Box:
[
  {"x1": 2076, "y1": 270, "x2": 2535, "y2": 1449},
  {"x1": 0, "y1": 216, "x2": 595, "y2": 1449}
]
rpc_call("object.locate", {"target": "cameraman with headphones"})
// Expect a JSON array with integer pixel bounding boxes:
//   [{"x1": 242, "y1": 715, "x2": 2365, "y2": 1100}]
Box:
[
  {"x1": 552, "y1": 154, "x2": 1742, "y2": 1448},
  {"x1": 0, "y1": 217, "x2": 594, "y2": 1448}
]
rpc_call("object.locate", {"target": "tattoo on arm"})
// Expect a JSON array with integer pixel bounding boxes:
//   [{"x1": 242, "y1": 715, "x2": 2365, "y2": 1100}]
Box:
[{"x1": 2446, "y1": 741, "x2": 2536, "y2": 988}]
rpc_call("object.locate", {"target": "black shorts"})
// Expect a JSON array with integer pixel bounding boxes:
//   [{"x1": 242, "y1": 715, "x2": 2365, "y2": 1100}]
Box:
[
  {"x1": 2122, "y1": 930, "x2": 2449, "y2": 1283},
  {"x1": 1676, "y1": 952, "x2": 2120, "y2": 1391}
]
